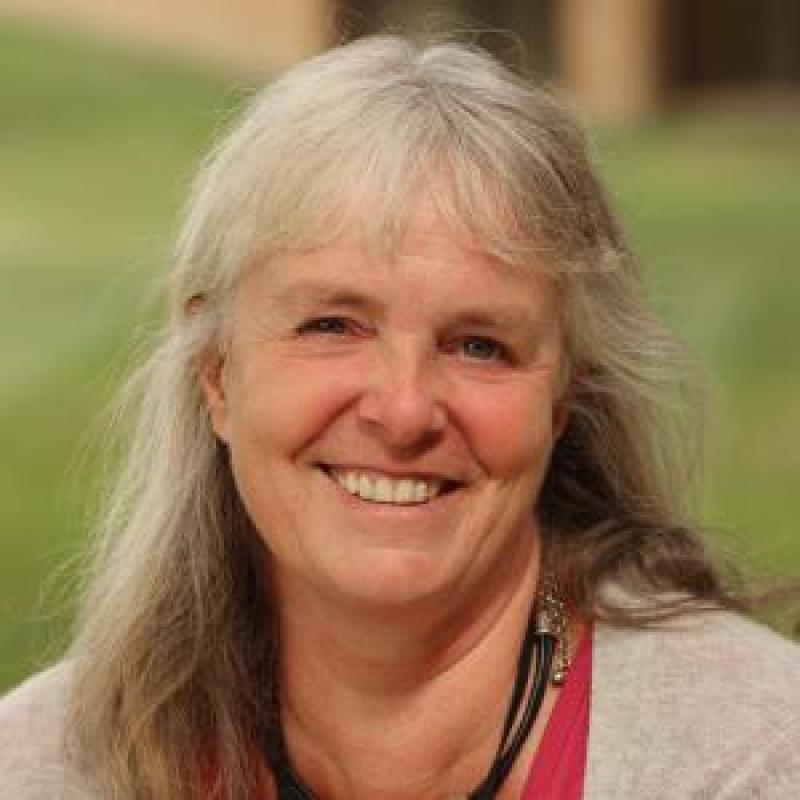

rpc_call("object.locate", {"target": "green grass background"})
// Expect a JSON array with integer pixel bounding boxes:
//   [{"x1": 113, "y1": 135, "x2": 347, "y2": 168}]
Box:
[{"x1": 1, "y1": 20, "x2": 798, "y2": 692}]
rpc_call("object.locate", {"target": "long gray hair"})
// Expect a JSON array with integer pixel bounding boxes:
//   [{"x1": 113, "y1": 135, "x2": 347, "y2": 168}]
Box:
[{"x1": 67, "y1": 35, "x2": 735, "y2": 799}]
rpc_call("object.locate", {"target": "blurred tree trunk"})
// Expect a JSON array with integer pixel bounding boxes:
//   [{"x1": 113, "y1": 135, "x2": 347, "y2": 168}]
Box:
[
  {"x1": 336, "y1": 0, "x2": 384, "y2": 39},
  {"x1": 336, "y1": 0, "x2": 555, "y2": 75},
  {"x1": 459, "y1": 0, "x2": 554, "y2": 74}
]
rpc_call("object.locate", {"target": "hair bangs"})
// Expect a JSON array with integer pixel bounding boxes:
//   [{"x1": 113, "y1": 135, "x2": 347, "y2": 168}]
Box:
[
  {"x1": 256, "y1": 105, "x2": 445, "y2": 262},
  {"x1": 249, "y1": 106, "x2": 566, "y2": 283}
]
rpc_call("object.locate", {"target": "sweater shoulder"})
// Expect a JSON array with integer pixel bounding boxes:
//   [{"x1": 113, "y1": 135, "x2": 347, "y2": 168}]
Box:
[
  {"x1": 587, "y1": 611, "x2": 800, "y2": 799},
  {"x1": 0, "y1": 662, "x2": 90, "y2": 799},
  {"x1": 596, "y1": 609, "x2": 800, "y2": 713}
]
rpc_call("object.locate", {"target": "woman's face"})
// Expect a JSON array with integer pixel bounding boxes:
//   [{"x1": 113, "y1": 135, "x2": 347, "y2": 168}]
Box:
[{"x1": 203, "y1": 199, "x2": 567, "y2": 612}]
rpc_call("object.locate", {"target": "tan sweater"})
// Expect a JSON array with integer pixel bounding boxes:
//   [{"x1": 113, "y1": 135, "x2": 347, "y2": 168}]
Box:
[{"x1": 2, "y1": 610, "x2": 799, "y2": 799}]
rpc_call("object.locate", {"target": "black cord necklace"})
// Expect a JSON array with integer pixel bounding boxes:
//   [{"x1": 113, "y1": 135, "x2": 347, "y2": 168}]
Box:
[{"x1": 263, "y1": 606, "x2": 557, "y2": 800}]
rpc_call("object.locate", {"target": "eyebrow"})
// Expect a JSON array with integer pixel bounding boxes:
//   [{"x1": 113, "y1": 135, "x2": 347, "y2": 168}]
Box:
[
  {"x1": 268, "y1": 279, "x2": 551, "y2": 332},
  {"x1": 444, "y1": 308, "x2": 544, "y2": 331},
  {"x1": 269, "y1": 281, "x2": 382, "y2": 315}
]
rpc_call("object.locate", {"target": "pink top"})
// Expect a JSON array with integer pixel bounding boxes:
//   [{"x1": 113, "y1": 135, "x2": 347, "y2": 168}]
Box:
[{"x1": 521, "y1": 628, "x2": 592, "y2": 799}]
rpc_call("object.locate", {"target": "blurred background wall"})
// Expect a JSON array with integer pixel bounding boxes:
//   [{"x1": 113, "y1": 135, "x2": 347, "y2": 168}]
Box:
[
  {"x1": 1, "y1": 0, "x2": 798, "y2": 691},
  {"x1": 2, "y1": 0, "x2": 800, "y2": 118},
  {"x1": 0, "y1": 0, "x2": 332, "y2": 72}
]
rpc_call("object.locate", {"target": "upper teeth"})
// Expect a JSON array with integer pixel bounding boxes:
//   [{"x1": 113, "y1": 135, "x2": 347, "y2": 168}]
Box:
[{"x1": 331, "y1": 470, "x2": 442, "y2": 504}]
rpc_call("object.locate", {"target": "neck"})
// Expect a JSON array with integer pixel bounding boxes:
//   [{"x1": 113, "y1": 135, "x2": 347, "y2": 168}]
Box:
[{"x1": 273, "y1": 537, "x2": 544, "y2": 799}]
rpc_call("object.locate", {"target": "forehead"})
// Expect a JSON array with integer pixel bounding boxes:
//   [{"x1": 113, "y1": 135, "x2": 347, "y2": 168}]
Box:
[
  {"x1": 254, "y1": 192, "x2": 557, "y2": 306},
  {"x1": 244, "y1": 193, "x2": 559, "y2": 321}
]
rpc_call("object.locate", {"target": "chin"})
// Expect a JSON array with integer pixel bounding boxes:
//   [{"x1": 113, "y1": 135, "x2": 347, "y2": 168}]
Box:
[{"x1": 329, "y1": 550, "x2": 457, "y2": 610}]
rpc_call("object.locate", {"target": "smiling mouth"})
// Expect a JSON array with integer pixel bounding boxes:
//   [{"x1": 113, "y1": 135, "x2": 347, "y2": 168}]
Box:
[{"x1": 319, "y1": 466, "x2": 462, "y2": 506}]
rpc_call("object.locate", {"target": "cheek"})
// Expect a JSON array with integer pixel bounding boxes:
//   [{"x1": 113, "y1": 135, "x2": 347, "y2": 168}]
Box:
[
  {"x1": 456, "y1": 382, "x2": 559, "y2": 479},
  {"x1": 229, "y1": 356, "x2": 360, "y2": 461},
  {"x1": 224, "y1": 361, "x2": 358, "y2": 552}
]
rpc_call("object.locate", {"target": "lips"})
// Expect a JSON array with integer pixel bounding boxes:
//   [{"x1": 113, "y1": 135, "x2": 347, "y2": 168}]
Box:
[{"x1": 319, "y1": 465, "x2": 462, "y2": 506}]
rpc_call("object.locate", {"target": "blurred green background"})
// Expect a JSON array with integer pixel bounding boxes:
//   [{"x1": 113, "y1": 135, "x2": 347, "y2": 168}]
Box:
[{"x1": 1, "y1": 19, "x2": 798, "y2": 692}]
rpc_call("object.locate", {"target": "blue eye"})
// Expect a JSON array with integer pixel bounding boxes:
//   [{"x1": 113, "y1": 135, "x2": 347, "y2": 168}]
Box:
[
  {"x1": 297, "y1": 317, "x2": 350, "y2": 335},
  {"x1": 461, "y1": 337, "x2": 505, "y2": 361}
]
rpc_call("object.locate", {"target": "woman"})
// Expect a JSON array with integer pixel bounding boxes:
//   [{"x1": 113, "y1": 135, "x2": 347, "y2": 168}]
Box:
[{"x1": 2, "y1": 35, "x2": 799, "y2": 799}]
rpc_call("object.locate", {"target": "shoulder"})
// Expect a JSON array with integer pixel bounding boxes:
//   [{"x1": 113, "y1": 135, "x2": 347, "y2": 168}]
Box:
[
  {"x1": 587, "y1": 610, "x2": 800, "y2": 799},
  {"x1": 0, "y1": 662, "x2": 92, "y2": 799},
  {"x1": 595, "y1": 606, "x2": 800, "y2": 695}
]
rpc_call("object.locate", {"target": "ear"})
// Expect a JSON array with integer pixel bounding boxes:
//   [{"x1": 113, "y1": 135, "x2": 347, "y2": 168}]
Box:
[{"x1": 200, "y1": 350, "x2": 231, "y2": 444}]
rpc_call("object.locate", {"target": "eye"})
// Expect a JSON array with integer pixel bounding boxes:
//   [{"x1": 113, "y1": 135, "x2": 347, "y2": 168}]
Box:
[
  {"x1": 296, "y1": 316, "x2": 353, "y2": 336},
  {"x1": 460, "y1": 336, "x2": 508, "y2": 362}
]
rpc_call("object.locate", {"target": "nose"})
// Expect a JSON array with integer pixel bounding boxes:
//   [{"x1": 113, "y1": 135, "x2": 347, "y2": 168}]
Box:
[{"x1": 357, "y1": 341, "x2": 447, "y2": 449}]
